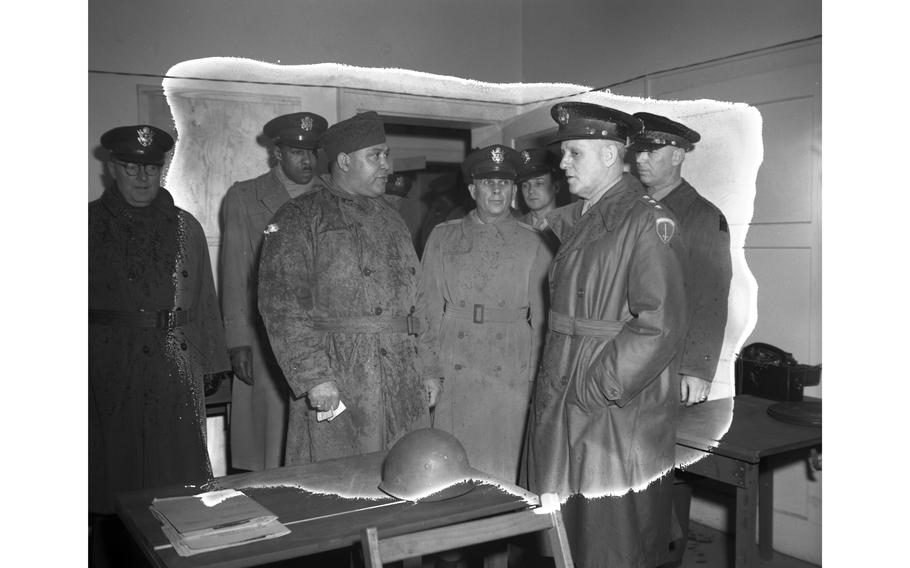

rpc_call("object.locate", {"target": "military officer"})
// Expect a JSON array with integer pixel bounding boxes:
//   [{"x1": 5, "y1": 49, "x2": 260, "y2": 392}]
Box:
[{"x1": 220, "y1": 111, "x2": 328, "y2": 471}]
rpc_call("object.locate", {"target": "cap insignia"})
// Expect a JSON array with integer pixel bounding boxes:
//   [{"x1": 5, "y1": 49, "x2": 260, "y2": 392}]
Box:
[
  {"x1": 491, "y1": 146, "x2": 504, "y2": 164},
  {"x1": 556, "y1": 106, "x2": 570, "y2": 125},
  {"x1": 584, "y1": 127, "x2": 596, "y2": 135},
  {"x1": 301, "y1": 116, "x2": 313, "y2": 131},
  {"x1": 136, "y1": 126, "x2": 154, "y2": 148},
  {"x1": 521, "y1": 150, "x2": 530, "y2": 164}
]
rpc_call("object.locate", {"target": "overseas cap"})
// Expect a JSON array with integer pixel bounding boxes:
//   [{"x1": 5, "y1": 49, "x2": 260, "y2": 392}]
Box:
[
  {"x1": 322, "y1": 111, "x2": 386, "y2": 164},
  {"x1": 629, "y1": 112, "x2": 701, "y2": 152},
  {"x1": 462, "y1": 144, "x2": 521, "y2": 180},
  {"x1": 100, "y1": 125, "x2": 174, "y2": 165},
  {"x1": 517, "y1": 147, "x2": 560, "y2": 182},
  {"x1": 385, "y1": 172, "x2": 413, "y2": 197},
  {"x1": 549, "y1": 101, "x2": 643, "y2": 146},
  {"x1": 263, "y1": 112, "x2": 328, "y2": 149}
]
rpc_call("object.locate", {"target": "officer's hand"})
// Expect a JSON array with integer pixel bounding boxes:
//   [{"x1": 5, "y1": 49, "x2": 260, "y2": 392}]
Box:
[
  {"x1": 308, "y1": 381, "x2": 340, "y2": 413},
  {"x1": 680, "y1": 375, "x2": 711, "y2": 406},
  {"x1": 423, "y1": 378, "x2": 444, "y2": 409},
  {"x1": 230, "y1": 347, "x2": 254, "y2": 385}
]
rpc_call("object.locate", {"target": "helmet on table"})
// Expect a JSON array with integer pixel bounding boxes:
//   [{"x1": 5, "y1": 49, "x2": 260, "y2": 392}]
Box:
[{"x1": 379, "y1": 428, "x2": 481, "y2": 502}]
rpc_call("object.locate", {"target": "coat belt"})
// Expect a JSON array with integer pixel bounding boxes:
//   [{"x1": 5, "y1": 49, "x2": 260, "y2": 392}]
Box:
[
  {"x1": 444, "y1": 302, "x2": 529, "y2": 324},
  {"x1": 89, "y1": 308, "x2": 194, "y2": 329},
  {"x1": 310, "y1": 315, "x2": 421, "y2": 335},
  {"x1": 548, "y1": 309, "x2": 625, "y2": 337}
]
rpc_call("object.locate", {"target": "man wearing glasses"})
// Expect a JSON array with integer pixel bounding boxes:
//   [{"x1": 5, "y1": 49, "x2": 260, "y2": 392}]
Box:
[{"x1": 89, "y1": 125, "x2": 230, "y2": 565}]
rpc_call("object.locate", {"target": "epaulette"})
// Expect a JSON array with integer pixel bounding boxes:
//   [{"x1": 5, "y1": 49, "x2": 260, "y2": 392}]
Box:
[
  {"x1": 640, "y1": 194, "x2": 677, "y2": 245},
  {"x1": 435, "y1": 218, "x2": 462, "y2": 229}
]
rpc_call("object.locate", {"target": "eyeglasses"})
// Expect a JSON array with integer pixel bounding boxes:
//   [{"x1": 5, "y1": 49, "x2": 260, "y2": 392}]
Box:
[{"x1": 113, "y1": 160, "x2": 162, "y2": 177}]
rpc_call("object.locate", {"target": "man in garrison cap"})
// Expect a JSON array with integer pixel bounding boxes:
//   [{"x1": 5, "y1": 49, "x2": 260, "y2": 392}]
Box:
[
  {"x1": 521, "y1": 102, "x2": 688, "y2": 568},
  {"x1": 89, "y1": 125, "x2": 230, "y2": 564},
  {"x1": 258, "y1": 111, "x2": 433, "y2": 466},
  {"x1": 219, "y1": 111, "x2": 328, "y2": 472},
  {"x1": 415, "y1": 144, "x2": 552, "y2": 485},
  {"x1": 631, "y1": 113, "x2": 731, "y2": 407},
  {"x1": 516, "y1": 147, "x2": 564, "y2": 231}
]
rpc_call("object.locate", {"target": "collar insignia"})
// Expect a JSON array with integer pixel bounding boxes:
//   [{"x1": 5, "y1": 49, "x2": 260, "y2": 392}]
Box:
[{"x1": 136, "y1": 126, "x2": 154, "y2": 148}]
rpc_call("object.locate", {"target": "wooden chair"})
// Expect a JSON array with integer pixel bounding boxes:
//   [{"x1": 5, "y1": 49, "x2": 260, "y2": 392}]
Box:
[{"x1": 360, "y1": 495, "x2": 574, "y2": 568}]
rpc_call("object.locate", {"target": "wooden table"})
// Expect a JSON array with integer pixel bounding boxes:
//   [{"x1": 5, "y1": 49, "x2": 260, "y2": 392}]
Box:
[
  {"x1": 115, "y1": 451, "x2": 571, "y2": 568},
  {"x1": 675, "y1": 394, "x2": 822, "y2": 568}
]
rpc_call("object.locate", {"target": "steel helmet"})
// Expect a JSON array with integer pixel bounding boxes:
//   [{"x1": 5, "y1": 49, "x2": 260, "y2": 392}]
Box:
[{"x1": 379, "y1": 428, "x2": 481, "y2": 502}]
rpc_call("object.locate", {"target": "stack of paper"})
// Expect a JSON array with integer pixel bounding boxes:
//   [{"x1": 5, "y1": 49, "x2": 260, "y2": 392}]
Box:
[{"x1": 150, "y1": 489, "x2": 290, "y2": 557}]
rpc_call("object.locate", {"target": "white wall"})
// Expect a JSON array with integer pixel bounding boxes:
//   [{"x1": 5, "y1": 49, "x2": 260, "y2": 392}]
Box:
[{"x1": 89, "y1": 0, "x2": 523, "y2": 197}]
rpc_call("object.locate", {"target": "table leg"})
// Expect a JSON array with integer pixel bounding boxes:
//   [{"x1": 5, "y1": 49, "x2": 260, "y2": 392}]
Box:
[
  {"x1": 759, "y1": 459, "x2": 774, "y2": 560},
  {"x1": 735, "y1": 463, "x2": 758, "y2": 568}
]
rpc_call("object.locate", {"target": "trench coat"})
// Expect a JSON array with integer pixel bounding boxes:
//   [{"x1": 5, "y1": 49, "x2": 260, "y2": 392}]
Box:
[
  {"x1": 89, "y1": 186, "x2": 230, "y2": 514},
  {"x1": 258, "y1": 175, "x2": 427, "y2": 465},
  {"x1": 416, "y1": 212, "x2": 552, "y2": 482},
  {"x1": 220, "y1": 169, "x2": 297, "y2": 470},
  {"x1": 523, "y1": 174, "x2": 688, "y2": 568},
  {"x1": 659, "y1": 179, "x2": 731, "y2": 381}
]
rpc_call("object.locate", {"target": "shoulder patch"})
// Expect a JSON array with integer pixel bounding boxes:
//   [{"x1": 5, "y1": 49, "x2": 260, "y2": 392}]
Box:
[{"x1": 641, "y1": 194, "x2": 676, "y2": 244}]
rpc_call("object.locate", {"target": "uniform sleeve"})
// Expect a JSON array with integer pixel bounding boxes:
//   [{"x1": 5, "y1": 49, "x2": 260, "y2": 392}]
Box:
[
  {"x1": 678, "y1": 208, "x2": 732, "y2": 381},
  {"x1": 527, "y1": 237, "x2": 553, "y2": 379},
  {"x1": 257, "y1": 204, "x2": 330, "y2": 398},
  {"x1": 219, "y1": 186, "x2": 253, "y2": 350},
  {"x1": 415, "y1": 228, "x2": 447, "y2": 380},
  {"x1": 588, "y1": 213, "x2": 689, "y2": 407},
  {"x1": 187, "y1": 216, "x2": 231, "y2": 375}
]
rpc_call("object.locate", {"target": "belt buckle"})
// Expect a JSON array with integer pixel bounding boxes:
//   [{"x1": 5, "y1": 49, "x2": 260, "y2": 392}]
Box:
[{"x1": 473, "y1": 304, "x2": 484, "y2": 324}]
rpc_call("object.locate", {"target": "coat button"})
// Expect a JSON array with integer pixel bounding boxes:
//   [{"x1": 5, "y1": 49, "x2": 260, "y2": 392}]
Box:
[
  {"x1": 380, "y1": 348, "x2": 388, "y2": 356},
  {"x1": 142, "y1": 345, "x2": 150, "y2": 354},
  {"x1": 577, "y1": 288, "x2": 585, "y2": 297},
  {"x1": 127, "y1": 271, "x2": 136, "y2": 280},
  {"x1": 180, "y1": 343, "x2": 187, "y2": 351},
  {"x1": 496, "y1": 332, "x2": 503, "y2": 340},
  {"x1": 457, "y1": 331, "x2": 464, "y2": 338},
  {"x1": 454, "y1": 364, "x2": 462, "y2": 370},
  {"x1": 374, "y1": 307, "x2": 383, "y2": 315},
  {"x1": 182, "y1": 270, "x2": 189, "y2": 277},
  {"x1": 459, "y1": 301, "x2": 466, "y2": 307},
  {"x1": 363, "y1": 267, "x2": 372, "y2": 276},
  {"x1": 410, "y1": 267, "x2": 416, "y2": 275}
]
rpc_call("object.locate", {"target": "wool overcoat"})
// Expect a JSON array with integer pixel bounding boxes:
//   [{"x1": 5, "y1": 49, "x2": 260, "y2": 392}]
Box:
[
  {"x1": 89, "y1": 187, "x2": 229, "y2": 514},
  {"x1": 220, "y1": 169, "x2": 298, "y2": 470}
]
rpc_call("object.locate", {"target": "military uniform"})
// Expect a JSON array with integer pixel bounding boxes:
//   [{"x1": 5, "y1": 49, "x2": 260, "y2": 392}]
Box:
[
  {"x1": 523, "y1": 104, "x2": 688, "y2": 568},
  {"x1": 417, "y1": 208, "x2": 552, "y2": 482},
  {"x1": 630, "y1": 113, "x2": 731, "y2": 383},
  {"x1": 220, "y1": 112, "x2": 327, "y2": 471},
  {"x1": 258, "y1": 113, "x2": 427, "y2": 465},
  {"x1": 90, "y1": 126, "x2": 230, "y2": 513}
]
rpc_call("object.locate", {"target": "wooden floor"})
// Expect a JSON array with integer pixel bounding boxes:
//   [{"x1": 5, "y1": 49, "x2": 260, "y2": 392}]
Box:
[{"x1": 680, "y1": 522, "x2": 819, "y2": 568}]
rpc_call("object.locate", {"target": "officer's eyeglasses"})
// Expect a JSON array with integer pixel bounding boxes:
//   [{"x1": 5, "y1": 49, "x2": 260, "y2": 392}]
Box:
[{"x1": 113, "y1": 160, "x2": 162, "y2": 177}]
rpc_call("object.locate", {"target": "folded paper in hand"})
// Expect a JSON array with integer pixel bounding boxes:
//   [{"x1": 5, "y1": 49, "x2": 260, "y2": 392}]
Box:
[{"x1": 317, "y1": 400, "x2": 347, "y2": 422}]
